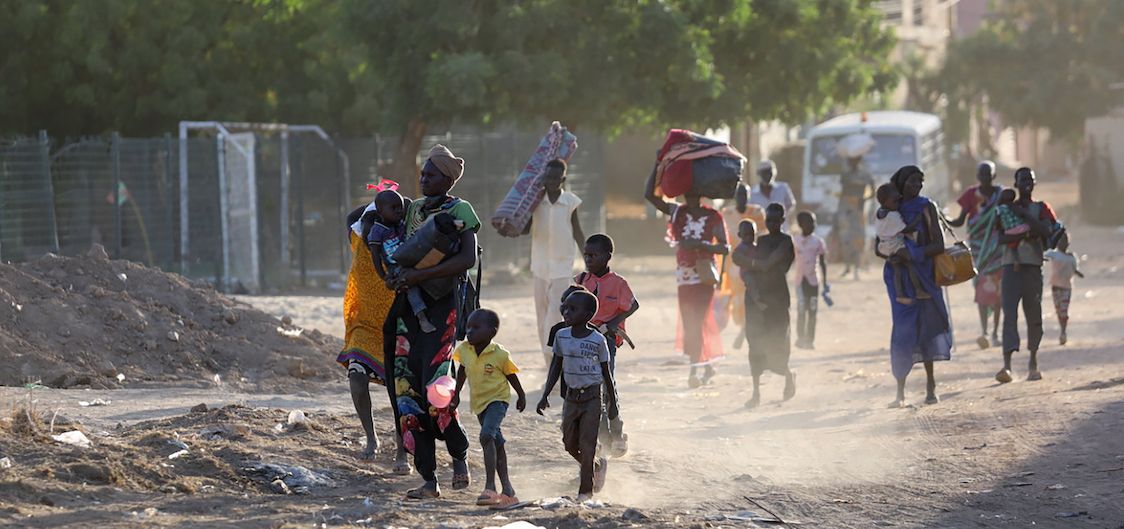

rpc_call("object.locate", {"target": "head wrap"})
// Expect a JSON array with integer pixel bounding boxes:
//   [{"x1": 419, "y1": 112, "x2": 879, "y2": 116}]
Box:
[
  {"x1": 890, "y1": 165, "x2": 923, "y2": 195},
  {"x1": 426, "y1": 144, "x2": 464, "y2": 183}
]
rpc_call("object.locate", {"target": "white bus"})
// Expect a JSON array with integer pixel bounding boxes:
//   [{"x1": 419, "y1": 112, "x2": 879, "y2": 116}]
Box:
[{"x1": 801, "y1": 111, "x2": 950, "y2": 224}]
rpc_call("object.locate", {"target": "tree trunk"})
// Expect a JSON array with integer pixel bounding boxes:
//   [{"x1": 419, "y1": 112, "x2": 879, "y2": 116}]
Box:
[{"x1": 387, "y1": 119, "x2": 427, "y2": 197}]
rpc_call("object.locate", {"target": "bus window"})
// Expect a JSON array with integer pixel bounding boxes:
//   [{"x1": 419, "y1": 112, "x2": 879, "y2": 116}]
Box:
[{"x1": 809, "y1": 134, "x2": 917, "y2": 176}]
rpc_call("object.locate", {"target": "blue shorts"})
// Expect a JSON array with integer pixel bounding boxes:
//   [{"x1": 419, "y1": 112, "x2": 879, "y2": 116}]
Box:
[{"x1": 476, "y1": 401, "x2": 508, "y2": 446}]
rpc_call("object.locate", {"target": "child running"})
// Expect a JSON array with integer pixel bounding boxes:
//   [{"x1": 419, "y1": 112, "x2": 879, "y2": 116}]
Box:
[
  {"x1": 1044, "y1": 231, "x2": 1083, "y2": 345},
  {"x1": 792, "y1": 211, "x2": 829, "y2": 349},
  {"x1": 874, "y1": 183, "x2": 931, "y2": 305},
  {"x1": 366, "y1": 189, "x2": 435, "y2": 333},
  {"x1": 574, "y1": 234, "x2": 638, "y2": 457},
  {"x1": 450, "y1": 309, "x2": 526, "y2": 509},
  {"x1": 537, "y1": 290, "x2": 619, "y2": 501}
]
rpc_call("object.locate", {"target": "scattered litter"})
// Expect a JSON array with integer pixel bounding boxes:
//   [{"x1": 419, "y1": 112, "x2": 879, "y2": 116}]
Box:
[
  {"x1": 168, "y1": 438, "x2": 189, "y2": 451},
  {"x1": 117, "y1": 273, "x2": 128, "y2": 282},
  {"x1": 1056, "y1": 511, "x2": 1087, "y2": 518},
  {"x1": 243, "y1": 462, "x2": 333, "y2": 494},
  {"x1": 1005, "y1": 482, "x2": 1033, "y2": 487},
  {"x1": 482, "y1": 522, "x2": 545, "y2": 529},
  {"x1": 539, "y1": 497, "x2": 575, "y2": 510},
  {"x1": 831, "y1": 499, "x2": 852, "y2": 504},
  {"x1": 52, "y1": 430, "x2": 92, "y2": 448},
  {"x1": 166, "y1": 330, "x2": 180, "y2": 342},
  {"x1": 79, "y1": 398, "x2": 111, "y2": 407},
  {"x1": 1046, "y1": 484, "x2": 1067, "y2": 490},
  {"x1": 287, "y1": 410, "x2": 309, "y2": 428},
  {"x1": 168, "y1": 449, "x2": 189, "y2": 460},
  {"x1": 622, "y1": 508, "x2": 649, "y2": 521},
  {"x1": 213, "y1": 374, "x2": 222, "y2": 385},
  {"x1": 128, "y1": 507, "x2": 160, "y2": 519},
  {"x1": 271, "y1": 478, "x2": 292, "y2": 495},
  {"x1": 0, "y1": 457, "x2": 12, "y2": 469},
  {"x1": 199, "y1": 423, "x2": 249, "y2": 440},
  {"x1": 581, "y1": 498, "x2": 605, "y2": 509},
  {"x1": 116, "y1": 373, "x2": 125, "y2": 383},
  {"x1": 277, "y1": 326, "x2": 304, "y2": 338}
]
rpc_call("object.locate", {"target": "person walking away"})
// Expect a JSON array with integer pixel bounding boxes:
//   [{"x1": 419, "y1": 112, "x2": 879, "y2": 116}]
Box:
[
  {"x1": 736, "y1": 203, "x2": 796, "y2": 408},
  {"x1": 537, "y1": 290, "x2": 619, "y2": 501},
  {"x1": 995, "y1": 168, "x2": 1058, "y2": 383},
  {"x1": 747, "y1": 160, "x2": 796, "y2": 228},
  {"x1": 1044, "y1": 231, "x2": 1082, "y2": 345},
  {"x1": 792, "y1": 211, "x2": 829, "y2": 349},
  {"x1": 948, "y1": 161, "x2": 1004, "y2": 349},
  {"x1": 527, "y1": 159, "x2": 585, "y2": 365},
  {"x1": 384, "y1": 144, "x2": 480, "y2": 499},
  {"x1": 874, "y1": 166, "x2": 951, "y2": 408},
  {"x1": 450, "y1": 309, "x2": 526, "y2": 509},
  {"x1": 836, "y1": 156, "x2": 875, "y2": 280},
  {"x1": 645, "y1": 171, "x2": 729, "y2": 388},
  {"x1": 574, "y1": 233, "x2": 638, "y2": 457}
]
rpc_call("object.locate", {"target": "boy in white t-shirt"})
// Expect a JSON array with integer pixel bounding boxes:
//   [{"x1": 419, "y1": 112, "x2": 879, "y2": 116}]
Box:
[
  {"x1": 526, "y1": 159, "x2": 585, "y2": 365},
  {"x1": 1044, "y1": 231, "x2": 1083, "y2": 345}
]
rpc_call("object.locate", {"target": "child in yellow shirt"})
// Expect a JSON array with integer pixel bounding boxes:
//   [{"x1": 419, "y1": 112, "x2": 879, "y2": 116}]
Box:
[{"x1": 451, "y1": 309, "x2": 526, "y2": 509}]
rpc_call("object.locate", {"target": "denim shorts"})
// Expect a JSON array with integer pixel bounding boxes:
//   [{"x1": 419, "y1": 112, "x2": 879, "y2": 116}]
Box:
[{"x1": 476, "y1": 401, "x2": 508, "y2": 446}]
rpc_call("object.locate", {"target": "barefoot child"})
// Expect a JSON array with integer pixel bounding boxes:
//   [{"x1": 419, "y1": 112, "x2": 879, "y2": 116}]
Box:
[
  {"x1": 792, "y1": 211, "x2": 829, "y2": 350},
  {"x1": 1044, "y1": 231, "x2": 1083, "y2": 345},
  {"x1": 574, "y1": 234, "x2": 638, "y2": 457},
  {"x1": 451, "y1": 309, "x2": 527, "y2": 509},
  {"x1": 537, "y1": 290, "x2": 619, "y2": 500},
  {"x1": 874, "y1": 184, "x2": 931, "y2": 305},
  {"x1": 366, "y1": 189, "x2": 436, "y2": 333}
]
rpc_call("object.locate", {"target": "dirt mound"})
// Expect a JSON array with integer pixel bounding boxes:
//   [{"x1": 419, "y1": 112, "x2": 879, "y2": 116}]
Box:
[{"x1": 0, "y1": 247, "x2": 342, "y2": 390}]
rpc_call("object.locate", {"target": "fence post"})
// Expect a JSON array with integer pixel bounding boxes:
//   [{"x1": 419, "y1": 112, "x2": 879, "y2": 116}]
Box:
[
  {"x1": 163, "y1": 133, "x2": 175, "y2": 270},
  {"x1": 40, "y1": 130, "x2": 60, "y2": 254},
  {"x1": 111, "y1": 132, "x2": 123, "y2": 258},
  {"x1": 216, "y1": 133, "x2": 229, "y2": 292},
  {"x1": 280, "y1": 130, "x2": 290, "y2": 272},
  {"x1": 295, "y1": 136, "x2": 307, "y2": 287}
]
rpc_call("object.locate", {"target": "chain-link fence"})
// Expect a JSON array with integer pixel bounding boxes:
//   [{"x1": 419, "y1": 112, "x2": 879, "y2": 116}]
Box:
[{"x1": 0, "y1": 126, "x2": 605, "y2": 293}]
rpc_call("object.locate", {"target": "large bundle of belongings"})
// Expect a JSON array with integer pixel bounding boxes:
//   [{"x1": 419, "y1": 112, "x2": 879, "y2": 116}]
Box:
[
  {"x1": 491, "y1": 121, "x2": 579, "y2": 237},
  {"x1": 652, "y1": 129, "x2": 746, "y2": 199}
]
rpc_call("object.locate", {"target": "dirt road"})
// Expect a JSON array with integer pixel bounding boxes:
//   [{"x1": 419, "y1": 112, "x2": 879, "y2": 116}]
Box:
[{"x1": 2, "y1": 182, "x2": 1122, "y2": 528}]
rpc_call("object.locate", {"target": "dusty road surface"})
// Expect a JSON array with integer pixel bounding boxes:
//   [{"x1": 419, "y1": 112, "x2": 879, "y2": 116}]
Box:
[{"x1": 2, "y1": 182, "x2": 1122, "y2": 528}]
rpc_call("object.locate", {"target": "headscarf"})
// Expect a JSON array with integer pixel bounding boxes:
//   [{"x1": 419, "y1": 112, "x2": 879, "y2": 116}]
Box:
[
  {"x1": 426, "y1": 144, "x2": 464, "y2": 184},
  {"x1": 890, "y1": 165, "x2": 923, "y2": 195}
]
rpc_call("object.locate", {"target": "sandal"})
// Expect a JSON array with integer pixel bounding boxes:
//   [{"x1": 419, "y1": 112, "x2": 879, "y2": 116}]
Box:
[
  {"x1": 489, "y1": 494, "x2": 521, "y2": 510},
  {"x1": 451, "y1": 472, "x2": 471, "y2": 490},
  {"x1": 405, "y1": 484, "x2": 440, "y2": 500},
  {"x1": 476, "y1": 489, "x2": 500, "y2": 506}
]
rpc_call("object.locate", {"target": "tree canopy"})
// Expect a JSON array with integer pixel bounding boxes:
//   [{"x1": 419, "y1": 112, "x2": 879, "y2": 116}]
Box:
[
  {"x1": 1, "y1": 0, "x2": 897, "y2": 156},
  {"x1": 933, "y1": 0, "x2": 1124, "y2": 144}
]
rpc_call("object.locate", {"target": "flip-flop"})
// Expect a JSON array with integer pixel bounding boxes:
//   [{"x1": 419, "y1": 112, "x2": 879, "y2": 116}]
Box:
[
  {"x1": 451, "y1": 472, "x2": 471, "y2": 490},
  {"x1": 489, "y1": 494, "x2": 522, "y2": 510},
  {"x1": 476, "y1": 490, "x2": 500, "y2": 506}
]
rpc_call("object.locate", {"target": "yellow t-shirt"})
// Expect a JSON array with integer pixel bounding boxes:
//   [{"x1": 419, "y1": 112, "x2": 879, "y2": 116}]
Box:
[{"x1": 452, "y1": 342, "x2": 520, "y2": 416}]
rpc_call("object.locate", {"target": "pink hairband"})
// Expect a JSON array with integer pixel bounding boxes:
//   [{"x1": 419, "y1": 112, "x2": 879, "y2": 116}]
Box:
[{"x1": 366, "y1": 179, "x2": 400, "y2": 192}]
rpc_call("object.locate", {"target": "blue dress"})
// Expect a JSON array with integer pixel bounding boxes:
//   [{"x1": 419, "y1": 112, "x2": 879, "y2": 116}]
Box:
[{"x1": 884, "y1": 196, "x2": 952, "y2": 380}]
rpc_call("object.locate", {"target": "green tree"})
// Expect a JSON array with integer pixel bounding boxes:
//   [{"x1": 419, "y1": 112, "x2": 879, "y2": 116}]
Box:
[
  {"x1": 338, "y1": 0, "x2": 896, "y2": 181},
  {"x1": 939, "y1": 0, "x2": 1124, "y2": 143}
]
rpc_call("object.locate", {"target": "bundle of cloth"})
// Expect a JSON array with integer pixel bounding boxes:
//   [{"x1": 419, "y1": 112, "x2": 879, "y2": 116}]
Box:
[
  {"x1": 491, "y1": 121, "x2": 578, "y2": 237},
  {"x1": 654, "y1": 129, "x2": 746, "y2": 199},
  {"x1": 393, "y1": 212, "x2": 464, "y2": 298}
]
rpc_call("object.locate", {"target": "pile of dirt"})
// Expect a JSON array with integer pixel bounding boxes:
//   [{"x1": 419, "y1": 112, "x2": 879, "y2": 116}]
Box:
[{"x1": 0, "y1": 247, "x2": 342, "y2": 390}]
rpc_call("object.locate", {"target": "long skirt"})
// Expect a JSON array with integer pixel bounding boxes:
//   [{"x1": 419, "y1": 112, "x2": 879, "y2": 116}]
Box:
[
  {"x1": 678, "y1": 283, "x2": 724, "y2": 366},
  {"x1": 336, "y1": 233, "x2": 396, "y2": 383},
  {"x1": 383, "y1": 288, "x2": 469, "y2": 482},
  {"x1": 744, "y1": 292, "x2": 791, "y2": 377},
  {"x1": 885, "y1": 259, "x2": 952, "y2": 380}
]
